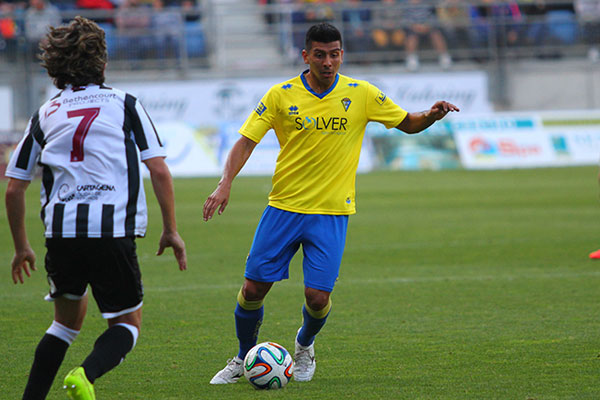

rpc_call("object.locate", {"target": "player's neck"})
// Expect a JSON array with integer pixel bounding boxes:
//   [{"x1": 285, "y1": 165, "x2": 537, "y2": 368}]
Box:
[{"x1": 304, "y1": 71, "x2": 335, "y2": 94}]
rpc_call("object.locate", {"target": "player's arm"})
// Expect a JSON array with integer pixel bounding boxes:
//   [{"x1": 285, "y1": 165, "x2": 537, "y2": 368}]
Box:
[
  {"x1": 203, "y1": 135, "x2": 258, "y2": 221},
  {"x1": 5, "y1": 178, "x2": 37, "y2": 284},
  {"x1": 143, "y1": 156, "x2": 187, "y2": 271},
  {"x1": 396, "y1": 100, "x2": 460, "y2": 134}
]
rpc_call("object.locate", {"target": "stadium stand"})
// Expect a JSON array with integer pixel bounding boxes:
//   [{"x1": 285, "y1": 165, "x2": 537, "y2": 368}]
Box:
[{"x1": 0, "y1": 0, "x2": 598, "y2": 127}]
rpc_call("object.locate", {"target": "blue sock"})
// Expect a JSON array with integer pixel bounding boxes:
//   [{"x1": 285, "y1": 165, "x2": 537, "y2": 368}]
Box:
[
  {"x1": 234, "y1": 304, "x2": 263, "y2": 360},
  {"x1": 297, "y1": 304, "x2": 329, "y2": 347}
]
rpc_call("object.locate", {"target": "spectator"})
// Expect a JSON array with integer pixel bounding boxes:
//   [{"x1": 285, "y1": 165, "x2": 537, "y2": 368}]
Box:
[
  {"x1": 437, "y1": 0, "x2": 471, "y2": 58},
  {"x1": 544, "y1": 0, "x2": 577, "y2": 47},
  {"x1": 291, "y1": 0, "x2": 336, "y2": 52},
  {"x1": 469, "y1": 0, "x2": 523, "y2": 61},
  {"x1": 521, "y1": 0, "x2": 548, "y2": 47},
  {"x1": 342, "y1": 0, "x2": 371, "y2": 56},
  {"x1": 181, "y1": 0, "x2": 201, "y2": 22},
  {"x1": 575, "y1": 0, "x2": 600, "y2": 62},
  {"x1": 370, "y1": 0, "x2": 406, "y2": 58},
  {"x1": 115, "y1": 0, "x2": 152, "y2": 63},
  {"x1": 76, "y1": 0, "x2": 114, "y2": 24},
  {"x1": 24, "y1": 0, "x2": 61, "y2": 59},
  {"x1": 152, "y1": 0, "x2": 183, "y2": 61},
  {"x1": 181, "y1": 0, "x2": 206, "y2": 58},
  {"x1": 0, "y1": 2, "x2": 19, "y2": 61},
  {"x1": 403, "y1": 0, "x2": 452, "y2": 71}
]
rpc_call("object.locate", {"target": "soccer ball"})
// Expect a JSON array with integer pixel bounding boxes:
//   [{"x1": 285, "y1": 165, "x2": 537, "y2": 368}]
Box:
[{"x1": 243, "y1": 342, "x2": 293, "y2": 389}]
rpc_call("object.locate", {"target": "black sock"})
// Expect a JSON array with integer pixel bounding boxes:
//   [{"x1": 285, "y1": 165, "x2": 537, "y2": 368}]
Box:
[
  {"x1": 81, "y1": 325, "x2": 134, "y2": 383},
  {"x1": 22, "y1": 334, "x2": 69, "y2": 400}
]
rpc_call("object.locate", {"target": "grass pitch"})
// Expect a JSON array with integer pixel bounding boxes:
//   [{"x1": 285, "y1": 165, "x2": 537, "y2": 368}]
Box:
[{"x1": 1, "y1": 166, "x2": 599, "y2": 399}]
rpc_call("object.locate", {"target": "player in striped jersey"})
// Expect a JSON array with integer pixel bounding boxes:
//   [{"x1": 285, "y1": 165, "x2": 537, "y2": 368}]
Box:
[
  {"x1": 203, "y1": 22, "x2": 458, "y2": 384},
  {"x1": 5, "y1": 17, "x2": 187, "y2": 400}
]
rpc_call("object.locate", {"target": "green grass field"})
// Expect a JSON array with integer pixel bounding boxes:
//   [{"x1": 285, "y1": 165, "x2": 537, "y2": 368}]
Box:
[{"x1": 1, "y1": 166, "x2": 600, "y2": 399}]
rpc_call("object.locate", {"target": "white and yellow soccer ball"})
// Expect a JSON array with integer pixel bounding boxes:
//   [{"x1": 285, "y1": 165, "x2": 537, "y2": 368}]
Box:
[{"x1": 243, "y1": 342, "x2": 293, "y2": 389}]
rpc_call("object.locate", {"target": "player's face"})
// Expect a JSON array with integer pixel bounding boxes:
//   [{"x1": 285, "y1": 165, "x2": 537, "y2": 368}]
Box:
[{"x1": 302, "y1": 41, "x2": 343, "y2": 88}]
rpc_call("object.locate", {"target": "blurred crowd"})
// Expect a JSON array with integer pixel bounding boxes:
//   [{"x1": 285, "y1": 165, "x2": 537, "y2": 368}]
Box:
[
  {"x1": 261, "y1": 0, "x2": 600, "y2": 70},
  {"x1": 0, "y1": 0, "x2": 206, "y2": 63},
  {"x1": 1, "y1": 0, "x2": 599, "y2": 69}
]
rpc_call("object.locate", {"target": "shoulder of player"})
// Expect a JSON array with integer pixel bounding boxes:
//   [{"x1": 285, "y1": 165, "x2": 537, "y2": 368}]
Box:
[
  {"x1": 336, "y1": 74, "x2": 369, "y2": 92},
  {"x1": 269, "y1": 75, "x2": 303, "y2": 95}
]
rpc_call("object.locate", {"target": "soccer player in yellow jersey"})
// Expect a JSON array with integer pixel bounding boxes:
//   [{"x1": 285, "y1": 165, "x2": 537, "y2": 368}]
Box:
[{"x1": 203, "y1": 22, "x2": 459, "y2": 384}]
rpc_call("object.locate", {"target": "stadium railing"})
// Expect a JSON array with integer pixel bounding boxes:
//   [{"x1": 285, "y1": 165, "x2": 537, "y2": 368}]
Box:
[{"x1": 0, "y1": 0, "x2": 596, "y2": 72}]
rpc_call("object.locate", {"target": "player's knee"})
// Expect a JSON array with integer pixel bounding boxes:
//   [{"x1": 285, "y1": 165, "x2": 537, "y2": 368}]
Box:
[
  {"x1": 237, "y1": 287, "x2": 264, "y2": 311},
  {"x1": 46, "y1": 320, "x2": 80, "y2": 345},
  {"x1": 304, "y1": 288, "x2": 330, "y2": 312},
  {"x1": 241, "y1": 279, "x2": 271, "y2": 302}
]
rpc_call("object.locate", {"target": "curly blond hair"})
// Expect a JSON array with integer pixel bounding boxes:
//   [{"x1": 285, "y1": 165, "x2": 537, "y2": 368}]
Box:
[{"x1": 40, "y1": 16, "x2": 107, "y2": 89}]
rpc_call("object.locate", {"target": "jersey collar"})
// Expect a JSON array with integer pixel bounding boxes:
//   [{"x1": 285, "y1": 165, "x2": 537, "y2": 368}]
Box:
[{"x1": 300, "y1": 69, "x2": 339, "y2": 99}]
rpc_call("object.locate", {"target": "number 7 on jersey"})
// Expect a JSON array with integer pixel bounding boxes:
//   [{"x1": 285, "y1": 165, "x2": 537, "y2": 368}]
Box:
[{"x1": 67, "y1": 107, "x2": 100, "y2": 162}]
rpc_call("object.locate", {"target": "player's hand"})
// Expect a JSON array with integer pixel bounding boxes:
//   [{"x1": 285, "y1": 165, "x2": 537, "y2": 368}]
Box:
[
  {"x1": 11, "y1": 247, "x2": 37, "y2": 284},
  {"x1": 157, "y1": 231, "x2": 187, "y2": 271},
  {"x1": 203, "y1": 182, "x2": 231, "y2": 221},
  {"x1": 428, "y1": 101, "x2": 460, "y2": 121}
]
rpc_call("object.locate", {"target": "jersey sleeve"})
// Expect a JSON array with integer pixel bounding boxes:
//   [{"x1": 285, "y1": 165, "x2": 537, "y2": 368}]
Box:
[
  {"x1": 125, "y1": 94, "x2": 167, "y2": 161},
  {"x1": 5, "y1": 114, "x2": 43, "y2": 181},
  {"x1": 238, "y1": 86, "x2": 278, "y2": 143},
  {"x1": 365, "y1": 83, "x2": 408, "y2": 129}
]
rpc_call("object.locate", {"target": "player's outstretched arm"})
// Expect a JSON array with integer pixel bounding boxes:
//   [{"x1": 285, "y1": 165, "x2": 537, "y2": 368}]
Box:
[
  {"x1": 144, "y1": 157, "x2": 187, "y2": 271},
  {"x1": 203, "y1": 135, "x2": 257, "y2": 221},
  {"x1": 5, "y1": 178, "x2": 37, "y2": 284},
  {"x1": 396, "y1": 101, "x2": 460, "y2": 134}
]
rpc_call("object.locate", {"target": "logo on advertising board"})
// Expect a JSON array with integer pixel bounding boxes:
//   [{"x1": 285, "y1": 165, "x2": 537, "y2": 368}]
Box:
[{"x1": 469, "y1": 137, "x2": 542, "y2": 158}]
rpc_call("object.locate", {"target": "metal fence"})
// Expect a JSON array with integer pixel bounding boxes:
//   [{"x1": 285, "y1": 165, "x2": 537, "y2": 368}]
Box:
[{"x1": 0, "y1": 1, "x2": 597, "y2": 72}]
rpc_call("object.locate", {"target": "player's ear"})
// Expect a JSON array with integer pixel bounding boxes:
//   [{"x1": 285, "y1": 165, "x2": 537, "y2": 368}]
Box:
[{"x1": 301, "y1": 49, "x2": 309, "y2": 64}]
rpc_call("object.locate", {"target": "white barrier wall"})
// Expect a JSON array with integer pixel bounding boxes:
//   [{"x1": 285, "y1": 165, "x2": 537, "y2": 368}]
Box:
[
  {"x1": 0, "y1": 87, "x2": 13, "y2": 131},
  {"x1": 108, "y1": 71, "x2": 491, "y2": 176},
  {"x1": 46, "y1": 75, "x2": 600, "y2": 172}
]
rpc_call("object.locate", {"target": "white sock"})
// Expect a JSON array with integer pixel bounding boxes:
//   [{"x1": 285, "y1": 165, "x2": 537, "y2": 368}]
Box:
[{"x1": 46, "y1": 320, "x2": 79, "y2": 345}]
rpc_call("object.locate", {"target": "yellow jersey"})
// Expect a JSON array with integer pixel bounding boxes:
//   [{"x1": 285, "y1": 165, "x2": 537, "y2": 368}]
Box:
[{"x1": 239, "y1": 71, "x2": 407, "y2": 215}]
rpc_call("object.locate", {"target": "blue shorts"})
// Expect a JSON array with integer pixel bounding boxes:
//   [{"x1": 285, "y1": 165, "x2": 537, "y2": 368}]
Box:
[{"x1": 245, "y1": 206, "x2": 349, "y2": 292}]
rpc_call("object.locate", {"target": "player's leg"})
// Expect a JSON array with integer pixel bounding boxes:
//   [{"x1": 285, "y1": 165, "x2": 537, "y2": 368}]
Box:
[
  {"x1": 22, "y1": 296, "x2": 87, "y2": 400},
  {"x1": 22, "y1": 238, "x2": 89, "y2": 400},
  {"x1": 297, "y1": 287, "x2": 332, "y2": 347},
  {"x1": 235, "y1": 279, "x2": 273, "y2": 360},
  {"x1": 210, "y1": 279, "x2": 273, "y2": 385},
  {"x1": 211, "y1": 206, "x2": 302, "y2": 384},
  {"x1": 64, "y1": 237, "x2": 143, "y2": 399},
  {"x1": 64, "y1": 310, "x2": 141, "y2": 400},
  {"x1": 294, "y1": 288, "x2": 332, "y2": 383},
  {"x1": 78, "y1": 309, "x2": 141, "y2": 381},
  {"x1": 294, "y1": 213, "x2": 348, "y2": 382}
]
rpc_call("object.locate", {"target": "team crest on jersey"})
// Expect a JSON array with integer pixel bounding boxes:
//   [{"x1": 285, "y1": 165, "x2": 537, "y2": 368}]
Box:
[
  {"x1": 341, "y1": 98, "x2": 351, "y2": 112},
  {"x1": 375, "y1": 91, "x2": 387, "y2": 105},
  {"x1": 288, "y1": 105, "x2": 299, "y2": 115},
  {"x1": 45, "y1": 100, "x2": 61, "y2": 118},
  {"x1": 255, "y1": 101, "x2": 267, "y2": 116}
]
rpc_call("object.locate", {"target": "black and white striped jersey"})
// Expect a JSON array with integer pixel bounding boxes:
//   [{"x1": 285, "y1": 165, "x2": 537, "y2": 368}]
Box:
[{"x1": 5, "y1": 84, "x2": 166, "y2": 238}]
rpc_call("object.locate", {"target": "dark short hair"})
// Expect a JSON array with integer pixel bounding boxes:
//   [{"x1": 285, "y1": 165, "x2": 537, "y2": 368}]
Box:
[
  {"x1": 40, "y1": 16, "x2": 107, "y2": 89},
  {"x1": 305, "y1": 22, "x2": 343, "y2": 51}
]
